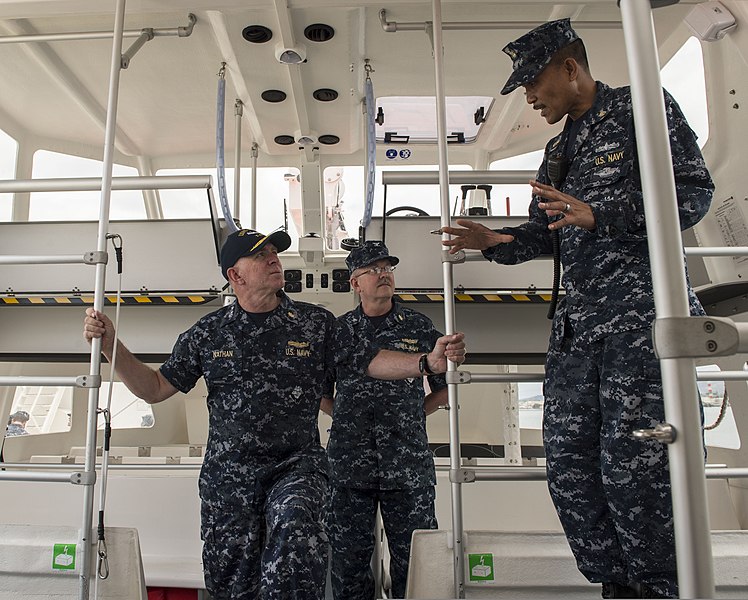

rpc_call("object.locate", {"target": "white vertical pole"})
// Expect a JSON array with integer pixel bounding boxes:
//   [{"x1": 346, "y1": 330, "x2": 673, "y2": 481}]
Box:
[
  {"x1": 430, "y1": 0, "x2": 465, "y2": 596},
  {"x1": 619, "y1": 2, "x2": 714, "y2": 597},
  {"x1": 250, "y1": 142, "x2": 258, "y2": 229},
  {"x1": 80, "y1": 1, "x2": 126, "y2": 598},
  {"x1": 234, "y1": 100, "x2": 243, "y2": 218}
]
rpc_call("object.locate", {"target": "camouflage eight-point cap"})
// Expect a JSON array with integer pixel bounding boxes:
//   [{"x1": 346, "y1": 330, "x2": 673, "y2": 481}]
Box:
[
  {"x1": 345, "y1": 240, "x2": 399, "y2": 273},
  {"x1": 500, "y1": 18, "x2": 579, "y2": 95}
]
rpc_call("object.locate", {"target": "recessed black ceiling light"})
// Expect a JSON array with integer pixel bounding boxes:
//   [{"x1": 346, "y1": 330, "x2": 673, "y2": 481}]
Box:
[
  {"x1": 261, "y1": 89, "x2": 287, "y2": 103},
  {"x1": 313, "y1": 88, "x2": 338, "y2": 102},
  {"x1": 318, "y1": 134, "x2": 340, "y2": 145},
  {"x1": 304, "y1": 23, "x2": 335, "y2": 43},
  {"x1": 242, "y1": 25, "x2": 273, "y2": 43},
  {"x1": 274, "y1": 135, "x2": 296, "y2": 146}
]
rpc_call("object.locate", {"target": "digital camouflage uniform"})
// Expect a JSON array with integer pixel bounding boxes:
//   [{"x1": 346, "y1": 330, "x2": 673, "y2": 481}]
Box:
[
  {"x1": 490, "y1": 22, "x2": 714, "y2": 596},
  {"x1": 4, "y1": 423, "x2": 27, "y2": 437},
  {"x1": 326, "y1": 302, "x2": 444, "y2": 600},
  {"x1": 160, "y1": 293, "x2": 334, "y2": 600}
]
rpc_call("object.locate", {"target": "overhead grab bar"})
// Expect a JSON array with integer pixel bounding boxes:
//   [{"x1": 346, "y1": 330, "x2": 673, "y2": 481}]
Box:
[
  {"x1": 0, "y1": 13, "x2": 196, "y2": 44},
  {"x1": 379, "y1": 9, "x2": 621, "y2": 33}
]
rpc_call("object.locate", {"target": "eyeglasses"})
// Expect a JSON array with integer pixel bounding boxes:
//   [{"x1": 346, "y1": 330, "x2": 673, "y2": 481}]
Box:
[{"x1": 357, "y1": 265, "x2": 396, "y2": 276}]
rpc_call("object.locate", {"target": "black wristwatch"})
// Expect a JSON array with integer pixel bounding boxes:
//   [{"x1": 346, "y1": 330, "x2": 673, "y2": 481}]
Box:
[{"x1": 418, "y1": 353, "x2": 435, "y2": 375}]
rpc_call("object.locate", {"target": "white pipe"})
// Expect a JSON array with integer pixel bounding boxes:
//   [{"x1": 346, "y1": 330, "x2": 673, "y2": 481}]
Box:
[
  {"x1": 0, "y1": 471, "x2": 85, "y2": 483},
  {"x1": 0, "y1": 14, "x2": 195, "y2": 44},
  {"x1": 83, "y1": 1, "x2": 127, "y2": 597},
  {"x1": 0, "y1": 255, "x2": 94, "y2": 265},
  {"x1": 379, "y1": 10, "x2": 621, "y2": 33},
  {"x1": 0, "y1": 175, "x2": 211, "y2": 193},
  {"x1": 430, "y1": 1, "x2": 465, "y2": 597},
  {"x1": 685, "y1": 247, "x2": 748, "y2": 257},
  {"x1": 0, "y1": 376, "x2": 92, "y2": 387},
  {"x1": 5, "y1": 462, "x2": 748, "y2": 480},
  {"x1": 382, "y1": 170, "x2": 536, "y2": 185},
  {"x1": 250, "y1": 143, "x2": 258, "y2": 229},
  {"x1": 620, "y1": 1, "x2": 714, "y2": 597},
  {"x1": 234, "y1": 100, "x2": 243, "y2": 218}
]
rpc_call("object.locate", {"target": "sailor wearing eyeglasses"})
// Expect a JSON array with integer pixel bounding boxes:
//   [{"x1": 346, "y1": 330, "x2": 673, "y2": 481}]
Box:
[{"x1": 322, "y1": 240, "x2": 448, "y2": 600}]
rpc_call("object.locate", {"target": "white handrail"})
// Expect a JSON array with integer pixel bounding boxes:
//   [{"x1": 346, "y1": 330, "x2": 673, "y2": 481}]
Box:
[{"x1": 0, "y1": 175, "x2": 211, "y2": 193}]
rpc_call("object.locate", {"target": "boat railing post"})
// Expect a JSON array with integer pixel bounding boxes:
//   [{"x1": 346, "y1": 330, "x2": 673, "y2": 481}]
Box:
[
  {"x1": 429, "y1": 0, "x2": 466, "y2": 596},
  {"x1": 619, "y1": 1, "x2": 714, "y2": 597}
]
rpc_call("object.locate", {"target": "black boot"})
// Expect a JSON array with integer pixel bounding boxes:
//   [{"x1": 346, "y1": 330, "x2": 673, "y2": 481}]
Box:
[{"x1": 602, "y1": 582, "x2": 641, "y2": 598}]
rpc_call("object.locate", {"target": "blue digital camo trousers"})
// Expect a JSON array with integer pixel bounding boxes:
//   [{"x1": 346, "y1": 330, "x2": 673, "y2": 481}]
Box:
[
  {"x1": 328, "y1": 485, "x2": 437, "y2": 600},
  {"x1": 544, "y1": 327, "x2": 679, "y2": 598},
  {"x1": 201, "y1": 471, "x2": 328, "y2": 600}
]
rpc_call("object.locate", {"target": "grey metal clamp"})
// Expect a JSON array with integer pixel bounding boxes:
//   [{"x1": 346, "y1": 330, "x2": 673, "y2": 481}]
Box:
[
  {"x1": 442, "y1": 249, "x2": 465, "y2": 264},
  {"x1": 449, "y1": 468, "x2": 476, "y2": 483},
  {"x1": 446, "y1": 370, "x2": 470, "y2": 384},
  {"x1": 75, "y1": 374, "x2": 102, "y2": 388},
  {"x1": 652, "y1": 316, "x2": 744, "y2": 359},
  {"x1": 70, "y1": 470, "x2": 97, "y2": 485},
  {"x1": 83, "y1": 251, "x2": 108, "y2": 265}
]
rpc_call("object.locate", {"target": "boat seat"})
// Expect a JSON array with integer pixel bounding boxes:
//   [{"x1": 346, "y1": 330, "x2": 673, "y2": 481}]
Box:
[{"x1": 406, "y1": 530, "x2": 748, "y2": 598}]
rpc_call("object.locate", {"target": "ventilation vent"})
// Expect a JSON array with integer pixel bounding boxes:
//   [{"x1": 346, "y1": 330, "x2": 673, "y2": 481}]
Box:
[
  {"x1": 318, "y1": 134, "x2": 340, "y2": 145},
  {"x1": 304, "y1": 23, "x2": 335, "y2": 42},
  {"x1": 261, "y1": 90, "x2": 287, "y2": 103},
  {"x1": 274, "y1": 135, "x2": 295, "y2": 145},
  {"x1": 242, "y1": 25, "x2": 273, "y2": 43},
  {"x1": 313, "y1": 88, "x2": 338, "y2": 102}
]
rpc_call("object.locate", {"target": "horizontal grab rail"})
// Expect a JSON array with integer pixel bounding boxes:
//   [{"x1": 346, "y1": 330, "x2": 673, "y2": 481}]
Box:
[
  {"x1": 0, "y1": 253, "x2": 103, "y2": 266},
  {"x1": 453, "y1": 371, "x2": 748, "y2": 384},
  {"x1": 0, "y1": 470, "x2": 88, "y2": 484},
  {"x1": 4, "y1": 462, "x2": 745, "y2": 480},
  {"x1": 433, "y1": 465, "x2": 748, "y2": 481},
  {"x1": 0, "y1": 375, "x2": 100, "y2": 388},
  {"x1": 0, "y1": 175, "x2": 212, "y2": 194}
]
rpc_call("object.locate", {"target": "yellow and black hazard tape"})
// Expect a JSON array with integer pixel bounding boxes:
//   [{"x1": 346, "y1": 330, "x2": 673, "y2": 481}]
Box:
[
  {"x1": 395, "y1": 292, "x2": 555, "y2": 303},
  {"x1": 0, "y1": 294, "x2": 220, "y2": 306}
]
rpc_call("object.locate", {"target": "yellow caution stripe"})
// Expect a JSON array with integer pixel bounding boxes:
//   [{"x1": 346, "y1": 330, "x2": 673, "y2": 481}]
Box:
[
  {"x1": 0, "y1": 294, "x2": 219, "y2": 306},
  {"x1": 396, "y1": 292, "x2": 557, "y2": 304}
]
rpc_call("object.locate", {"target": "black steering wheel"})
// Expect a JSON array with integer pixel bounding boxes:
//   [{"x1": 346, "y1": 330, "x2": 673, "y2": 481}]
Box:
[{"x1": 385, "y1": 206, "x2": 429, "y2": 216}]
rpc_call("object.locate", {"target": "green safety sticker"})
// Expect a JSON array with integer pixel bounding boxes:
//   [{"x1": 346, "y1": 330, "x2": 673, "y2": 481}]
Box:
[
  {"x1": 52, "y1": 544, "x2": 76, "y2": 570},
  {"x1": 468, "y1": 553, "x2": 494, "y2": 582}
]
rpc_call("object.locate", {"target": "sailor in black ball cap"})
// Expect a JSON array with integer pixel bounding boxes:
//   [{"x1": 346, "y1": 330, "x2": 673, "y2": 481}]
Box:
[{"x1": 441, "y1": 18, "x2": 713, "y2": 599}]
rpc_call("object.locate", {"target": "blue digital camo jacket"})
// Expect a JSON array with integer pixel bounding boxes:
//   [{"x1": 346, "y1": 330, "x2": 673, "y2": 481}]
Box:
[
  {"x1": 160, "y1": 294, "x2": 335, "y2": 508},
  {"x1": 484, "y1": 82, "x2": 714, "y2": 342},
  {"x1": 326, "y1": 302, "x2": 446, "y2": 490}
]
